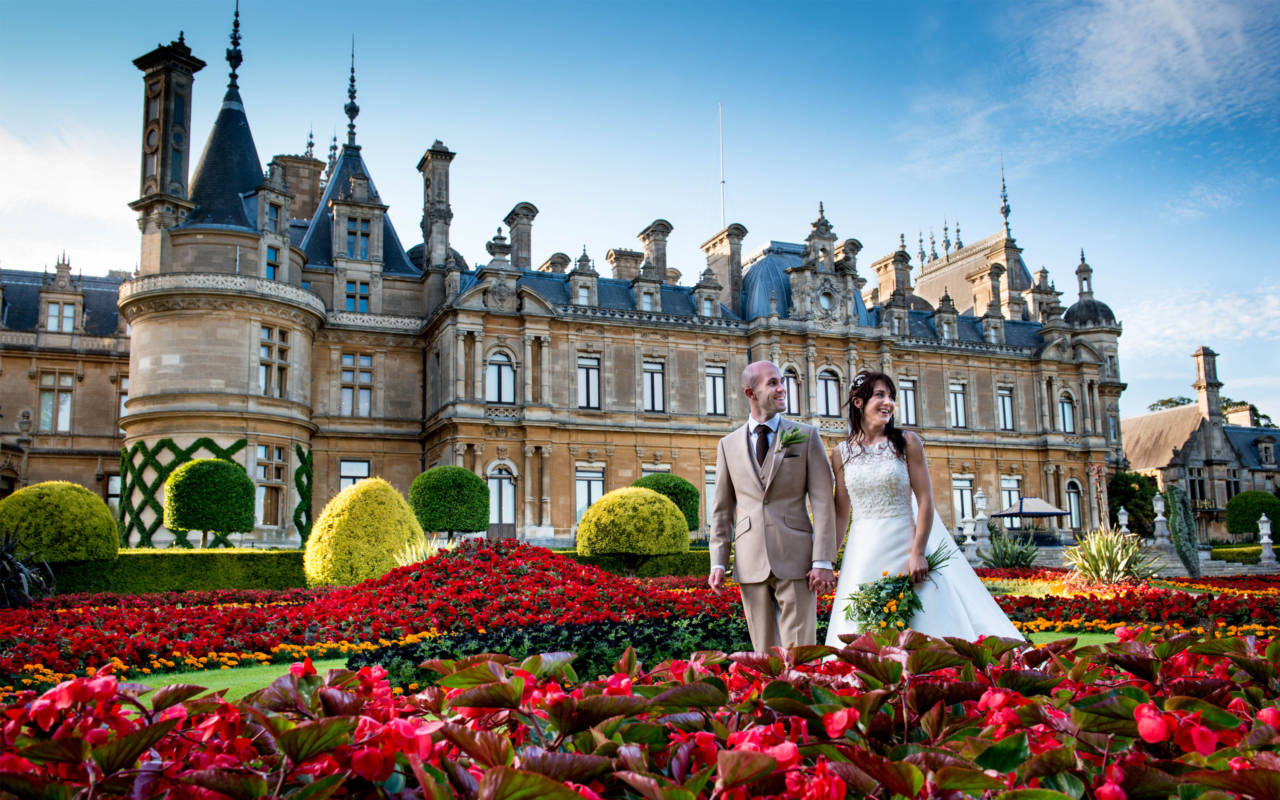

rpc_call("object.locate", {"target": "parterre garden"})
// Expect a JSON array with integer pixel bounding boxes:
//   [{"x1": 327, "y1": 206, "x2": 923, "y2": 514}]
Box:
[{"x1": 3, "y1": 472, "x2": 1280, "y2": 798}]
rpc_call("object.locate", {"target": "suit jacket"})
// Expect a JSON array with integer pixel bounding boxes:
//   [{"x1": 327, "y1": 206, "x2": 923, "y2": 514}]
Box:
[{"x1": 710, "y1": 418, "x2": 838, "y2": 583}]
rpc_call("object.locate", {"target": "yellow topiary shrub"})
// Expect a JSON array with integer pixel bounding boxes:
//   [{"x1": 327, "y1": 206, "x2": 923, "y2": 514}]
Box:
[
  {"x1": 304, "y1": 477, "x2": 424, "y2": 587},
  {"x1": 577, "y1": 486, "x2": 689, "y2": 558}
]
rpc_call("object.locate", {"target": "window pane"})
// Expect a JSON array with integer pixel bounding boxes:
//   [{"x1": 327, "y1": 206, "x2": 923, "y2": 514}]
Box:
[
  {"x1": 56, "y1": 391, "x2": 72, "y2": 431},
  {"x1": 47, "y1": 304, "x2": 59, "y2": 331},
  {"x1": 61, "y1": 304, "x2": 75, "y2": 332},
  {"x1": 39, "y1": 391, "x2": 54, "y2": 430},
  {"x1": 485, "y1": 363, "x2": 499, "y2": 402},
  {"x1": 340, "y1": 387, "x2": 353, "y2": 415},
  {"x1": 358, "y1": 387, "x2": 370, "y2": 416},
  {"x1": 899, "y1": 380, "x2": 916, "y2": 425}
]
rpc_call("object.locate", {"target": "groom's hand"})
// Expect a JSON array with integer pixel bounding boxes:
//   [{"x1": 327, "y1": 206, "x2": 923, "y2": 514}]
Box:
[
  {"x1": 708, "y1": 567, "x2": 726, "y2": 593},
  {"x1": 808, "y1": 567, "x2": 835, "y2": 594}
]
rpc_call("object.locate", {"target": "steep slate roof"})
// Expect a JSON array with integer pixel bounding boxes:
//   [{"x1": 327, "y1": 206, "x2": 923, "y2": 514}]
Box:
[
  {"x1": 1225, "y1": 425, "x2": 1280, "y2": 470},
  {"x1": 1121, "y1": 404, "x2": 1204, "y2": 471},
  {"x1": 181, "y1": 86, "x2": 262, "y2": 230},
  {"x1": 299, "y1": 145, "x2": 416, "y2": 276},
  {"x1": 0, "y1": 270, "x2": 124, "y2": 336},
  {"x1": 740, "y1": 241, "x2": 872, "y2": 325},
  {"x1": 1064, "y1": 297, "x2": 1118, "y2": 326}
]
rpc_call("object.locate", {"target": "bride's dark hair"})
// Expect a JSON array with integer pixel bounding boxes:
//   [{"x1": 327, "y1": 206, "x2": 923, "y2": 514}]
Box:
[{"x1": 845, "y1": 370, "x2": 908, "y2": 459}]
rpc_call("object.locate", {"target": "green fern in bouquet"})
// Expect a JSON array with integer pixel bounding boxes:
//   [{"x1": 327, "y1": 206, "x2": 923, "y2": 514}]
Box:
[{"x1": 844, "y1": 542, "x2": 954, "y2": 632}]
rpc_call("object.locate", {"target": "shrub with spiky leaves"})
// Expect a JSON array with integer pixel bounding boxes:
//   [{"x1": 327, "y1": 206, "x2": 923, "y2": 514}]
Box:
[
  {"x1": 1064, "y1": 526, "x2": 1160, "y2": 584},
  {"x1": 978, "y1": 530, "x2": 1039, "y2": 569},
  {"x1": 0, "y1": 530, "x2": 54, "y2": 608}
]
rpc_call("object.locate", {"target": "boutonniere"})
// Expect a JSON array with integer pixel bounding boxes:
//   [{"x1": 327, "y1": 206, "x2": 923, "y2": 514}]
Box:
[{"x1": 778, "y1": 428, "x2": 808, "y2": 448}]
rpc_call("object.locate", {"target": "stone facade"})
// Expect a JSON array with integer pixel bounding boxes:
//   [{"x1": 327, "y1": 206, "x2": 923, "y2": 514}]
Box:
[
  {"x1": 0, "y1": 21, "x2": 1126, "y2": 546},
  {"x1": 1122, "y1": 347, "x2": 1279, "y2": 542}
]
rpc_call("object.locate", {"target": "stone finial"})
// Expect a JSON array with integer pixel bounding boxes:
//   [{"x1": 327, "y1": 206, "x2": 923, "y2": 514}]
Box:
[
  {"x1": 954, "y1": 220, "x2": 963, "y2": 249},
  {"x1": 916, "y1": 232, "x2": 926, "y2": 267},
  {"x1": 943, "y1": 219, "x2": 951, "y2": 255},
  {"x1": 226, "y1": 0, "x2": 243, "y2": 90},
  {"x1": 929, "y1": 231, "x2": 938, "y2": 262},
  {"x1": 1000, "y1": 162, "x2": 1013, "y2": 238},
  {"x1": 344, "y1": 40, "x2": 360, "y2": 145},
  {"x1": 305, "y1": 128, "x2": 315, "y2": 159}
]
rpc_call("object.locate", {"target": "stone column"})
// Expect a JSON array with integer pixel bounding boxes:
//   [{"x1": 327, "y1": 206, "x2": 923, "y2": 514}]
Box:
[
  {"x1": 455, "y1": 330, "x2": 467, "y2": 400},
  {"x1": 472, "y1": 443, "x2": 485, "y2": 477},
  {"x1": 473, "y1": 333, "x2": 486, "y2": 401},
  {"x1": 1085, "y1": 466, "x2": 1099, "y2": 530},
  {"x1": 1046, "y1": 377, "x2": 1056, "y2": 431},
  {"x1": 805, "y1": 343, "x2": 818, "y2": 420},
  {"x1": 523, "y1": 445, "x2": 535, "y2": 533},
  {"x1": 523, "y1": 335, "x2": 533, "y2": 404},
  {"x1": 541, "y1": 445, "x2": 552, "y2": 526},
  {"x1": 453, "y1": 442, "x2": 466, "y2": 467},
  {"x1": 539, "y1": 338, "x2": 550, "y2": 406},
  {"x1": 1151, "y1": 492, "x2": 1174, "y2": 552}
]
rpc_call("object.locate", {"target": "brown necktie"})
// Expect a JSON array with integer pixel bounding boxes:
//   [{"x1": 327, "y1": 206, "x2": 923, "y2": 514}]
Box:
[{"x1": 755, "y1": 424, "x2": 771, "y2": 465}]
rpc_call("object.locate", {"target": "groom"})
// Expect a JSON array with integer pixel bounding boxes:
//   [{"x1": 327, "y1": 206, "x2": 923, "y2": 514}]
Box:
[{"x1": 709, "y1": 361, "x2": 838, "y2": 652}]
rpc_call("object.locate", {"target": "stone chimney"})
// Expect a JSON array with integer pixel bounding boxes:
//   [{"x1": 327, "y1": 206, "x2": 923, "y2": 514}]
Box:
[
  {"x1": 538, "y1": 252, "x2": 570, "y2": 273},
  {"x1": 274, "y1": 153, "x2": 325, "y2": 221},
  {"x1": 700, "y1": 223, "x2": 747, "y2": 318},
  {"x1": 503, "y1": 202, "x2": 538, "y2": 270},
  {"x1": 637, "y1": 219, "x2": 673, "y2": 281},
  {"x1": 417, "y1": 140, "x2": 455, "y2": 269},
  {"x1": 1192, "y1": 346, "x2": 1223, "y2": 422},
  {"x1": 606, "y1": 248, "x2": 644, "y2": 281},
  {"x1": 1226, "y1": 405, "x2": 1255, "y2": 427},
  {"x1": 871, "y1": 240, "x2": 912, "y2": 305}
]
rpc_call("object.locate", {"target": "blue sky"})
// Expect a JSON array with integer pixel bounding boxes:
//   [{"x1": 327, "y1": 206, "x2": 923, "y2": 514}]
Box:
[{"x1": 2, "y1": 0, "x2": 1277, "y2": 421}]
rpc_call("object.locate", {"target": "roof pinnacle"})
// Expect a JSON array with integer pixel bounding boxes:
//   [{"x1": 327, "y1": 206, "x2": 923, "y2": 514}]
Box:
[
  {"x1": 344, "y1": 38, "x2": 360, "y2": 146},
  {"x1": 305, "y1": 127, "x2": 315, "y2": 158},
  {"x1": 226, "y1": 0, "x2": 243, "y2": 90},
  {"x1": 1000, "y1": 160, "x2": 1012, "y2": 238}
]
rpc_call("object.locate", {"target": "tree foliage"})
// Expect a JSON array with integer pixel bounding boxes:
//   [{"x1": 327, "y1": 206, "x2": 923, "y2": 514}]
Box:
[
  {"x1": 1108, "y1": 470, "x2": 1157, "y2": 536},
  {"x1": 577, "y1": 487, "x2": 689, "y2": 564},
  {"x1": 304, "y1": 477, "x2": 424, "y2": 587},
  {"x1": 0, "y1": 481, "x2": 118, "y2": 564},
  {"x1": 1163, "y1": 485, "x2": 1201, "y2": 578},
  {"x1": 631, "y1": 473, "x2": 700, "y2": 531},
  {"x1": 163, "y1": 459, "x2": 255, "y2": 548},
  {"x1": 409, "y1": 466, "x2": 489, "y2": 540},
  {"x1": 1147, "y1": 396, "x2": 1193, "y2": 411},
  {"x1": 1226, "y1": 490, "x2": 1280, "y2": 536}
]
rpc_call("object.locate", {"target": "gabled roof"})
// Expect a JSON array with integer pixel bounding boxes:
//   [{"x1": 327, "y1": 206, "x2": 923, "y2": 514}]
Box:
[
  {"x1": 0, "y1": 269, "x2": 124, "y2": 336},
  {"x1": 1121, "y1": 404, "x2": 1205, "y2": 471},
  {"x1": 299, "y1": 145, "x2": 416, "y2": 276},
  {"x1": 1225, "y1": 425, "x2": 1280, "y2": 470},
  {"x1": 182, "y1": 87, "x2": 262, "y2": 230}
]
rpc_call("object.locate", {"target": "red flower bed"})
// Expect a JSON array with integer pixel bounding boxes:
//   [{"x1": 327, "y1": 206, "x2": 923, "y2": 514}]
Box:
[{"x1": 3, "y1": 629, "x2": 1280, "y2": 798}]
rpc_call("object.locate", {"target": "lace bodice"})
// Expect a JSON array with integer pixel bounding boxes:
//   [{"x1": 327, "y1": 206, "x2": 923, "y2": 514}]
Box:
[{"x1": 839, "y1": 440, "x2": 912, "y2": 520}]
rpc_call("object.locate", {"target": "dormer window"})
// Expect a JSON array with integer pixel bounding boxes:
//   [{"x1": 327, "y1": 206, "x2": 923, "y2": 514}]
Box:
[
  {"x1": 346, "y1": 218, "x2": 371, "y2": 260},
  {"x1": 577, "y1": 286, "x2": 589, "y2": 305},
  {"x1": 345, "y1": 281, "x2": 370, "y2": 313},
  {"x1": 267, "y1": 203, "x2": 281, "y2": 233},
  {"x1": 640, "y1": 292, "x2": 654, "y2": 312},
  {"x1": 266, "y1": 246, "x2": 280, "y2": 281},
  {"x1": 1261, "y1": 441, "x2": 1276, "y2": 466},
  {"x1": 46, "y1": 302, "x2": 75, "y2": 333},
  {"x1": 702, "y1": 298, "x2": 713, "y2": 316}
]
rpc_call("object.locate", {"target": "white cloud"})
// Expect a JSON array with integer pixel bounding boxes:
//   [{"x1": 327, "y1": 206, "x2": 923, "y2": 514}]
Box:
[
  {"x1": 1114, "y1": 282, "x2": 1280, "y2": 360},
  {"x1": 0, "y1": 125, "x2": 139, "y2": 275},
  {"x1": 1028, "y1": 0, "x2": 1280, "y2": 130},
  {"x1": 1164, "y1": 182, "x2": 1240, "y2": 219}
]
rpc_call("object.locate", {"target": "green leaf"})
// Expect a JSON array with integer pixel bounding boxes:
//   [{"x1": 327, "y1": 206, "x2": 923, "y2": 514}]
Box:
[
  {"x1": 615, "y1": 771, "x2": 697, "y2": 800},
  {"x1": 650, "y1": 681, "x2": 728, "y2": 709},
  {"x1": 996, "y1": 669, "x2": 1064, "y2": 696},
  {"x1": 441, "y1": 722, "x2": 515, "y2": 768},
  {"x1": 476, "y1": 765, "x2": 585, "y2": 800},
  {"x1": 150, "y1": 683, "x2": 208, "y2": 711},
  {"x1": 450, "y1": 681, "x2": 523, "y2": 710},
  {"x1": 519, "y1": 652, "x2": 577, "y2": 680},
  {"x1": 19, "y1": 738, "x2": 88, "y2": 765},
  {"x1": 182, "y1": 769, "x2": 270, "y2": 800},
  {"x1": 788, "y1": 644, "x2": 836, "y2": 665},
  {"x1": 437, "y1": 661, "x2": 507, "y2": 689},
  {"x1": 935, "y1": 766, "x2": 1007, "y2": 792},
  {"x1": 0, "y1": 774, "x2": 74, "y2": 800},
  {"x1": 825, "y1": 762, "x2": 879, "y2": 796},
  {"x1": 277, "y1": 717, "x2": 355, "y2": 764},
  {"x1": 1163, "y1": 696, "x2": 1246, "y2": 730},
  {"x1": 91, "y1": 718, "x2": 180, "y2": 774},
  {"x1": 1190, "y1": 638, "x2": 1248, "y2": 656},
  {"x1": 975, "y1": 732, "x2": 1031, "y2": 773},
  {"x1": 285, "y1": 774, "x2": 347, "y2": 800},
  {"x1": 1041, "y1": 772, "x2": 1086, "y2": 799},
  {"x1": 1227, "y1": 654, "x2": 1276, "y2": 684},
  {"x1": 906, "y1": 645, "x2": 970, "y2": 675},
  {"x1": 993, "y1": 791, "x2": 1077, "y2": 800},
  {"x1": 1021, "y1": 746, "x2": 1078, "y2": 779},
  {"x1": 715, "y1": 749, "x2": 776, "y2": 789},
  {"x1": 614, "y1": 646, "x2": 638, "y2": 677},
  {"x1": 1154, "y1": 633, "x2": 1199, "y2": 661},
  {"x1": 516, "y1": 748, "x2": 612, "y2": 783},
  {"x1": 571, "y1": 694, "x2": 649, "y2": 729},
  {"x1": 843, "y1": 749, "x2": 925, "y2": 798},
  {"x1": 621, "y1": 722, "x2": 670, "y2": 745},
  {"x1": 728, "y1": 651, "x2": 785, "y2": 677},
  {"x1": 1118, "y1": 762, "x2": 1184, "y2": 800},
  {"x1": 1181, "y1": 770, "x2": 1280, "y2": 800}
]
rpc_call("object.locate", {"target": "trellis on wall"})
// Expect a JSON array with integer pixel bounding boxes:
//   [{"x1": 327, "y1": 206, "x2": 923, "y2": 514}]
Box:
[
  {"x1": 118, "y1": 437, "x2": 248, "y2": 547},
  {"x1": 293, "y1": 444, "x2": 313, "y2": 544}
]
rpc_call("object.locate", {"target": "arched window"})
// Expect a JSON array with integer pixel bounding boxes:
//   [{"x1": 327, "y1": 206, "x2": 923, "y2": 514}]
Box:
[
  {"x1": 784, "y1": 368, "x2": 801, "y2": 415},
  {"x1": 817, "y1": 369, "x2": 841, "y2": 417},
  {"x1": 487, "y1": 465, "x2": 517, "y2": 534},
  {"x1": 485, "y1": 352, "x2": 516, "y2": 404},
  {"x1": 1059, "y1": 393, "x2": 1076, "y2": 434},
  {"x1": 1065, "y1": 480, "x2": 1083, "y2": 530}
]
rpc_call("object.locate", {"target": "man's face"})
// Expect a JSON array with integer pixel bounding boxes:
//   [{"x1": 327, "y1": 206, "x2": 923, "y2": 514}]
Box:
[{"x1": 747, "y1": 364, "x2": 786, "y2": 420}]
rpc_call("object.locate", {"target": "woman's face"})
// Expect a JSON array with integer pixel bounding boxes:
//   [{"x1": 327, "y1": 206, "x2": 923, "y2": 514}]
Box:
[{"x1": 856, "y1": 380, "x2": 896, "y2": 424}]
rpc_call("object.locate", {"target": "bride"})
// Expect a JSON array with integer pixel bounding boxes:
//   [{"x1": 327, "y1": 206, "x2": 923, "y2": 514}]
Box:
[{"x1": 825, "y1": 370, "x2": 1023, "y2": 644}]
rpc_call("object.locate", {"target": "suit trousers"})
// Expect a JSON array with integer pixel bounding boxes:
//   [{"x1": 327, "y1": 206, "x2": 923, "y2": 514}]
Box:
[{"x1": 738, "y1": 575, "x2": 816, "y2": 652}]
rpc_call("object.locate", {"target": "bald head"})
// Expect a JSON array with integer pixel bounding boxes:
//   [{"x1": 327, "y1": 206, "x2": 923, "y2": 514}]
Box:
[{"x1": 742, "y1": 361, "x2": 785, "y2": 421}]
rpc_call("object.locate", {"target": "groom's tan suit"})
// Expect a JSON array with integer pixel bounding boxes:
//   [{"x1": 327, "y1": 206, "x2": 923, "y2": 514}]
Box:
[{"x1": 710, "y1": 417, "x2": 838, "y2": 651}]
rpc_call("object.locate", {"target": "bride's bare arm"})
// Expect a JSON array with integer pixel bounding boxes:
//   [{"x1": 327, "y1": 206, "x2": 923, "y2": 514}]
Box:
[
  {"x1": 905, "y1": 431, "x2": 934, "y2": 583},
  {"x1": 829, "y1": 446, "x2": 850, "y2": 551}
]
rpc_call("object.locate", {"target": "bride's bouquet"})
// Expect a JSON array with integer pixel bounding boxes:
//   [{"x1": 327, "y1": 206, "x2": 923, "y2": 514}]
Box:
[{"x1": 843, "y1": 542, "x2": 955, "y2": 632}]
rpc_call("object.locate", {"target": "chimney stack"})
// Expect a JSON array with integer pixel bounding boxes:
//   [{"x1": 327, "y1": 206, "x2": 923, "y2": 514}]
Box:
[
  {"x1": 1192, "y1": 346, "x2": 1223, "y2": 422},
  {"x1": 606, "y1": 248, "x2": 644, "y2": 281},
  {"x1": 638, "y1": 219, "x2": 673, "y2": 281},
  {"x1": 503, "y1": 202, "x2": 538, "y2": 270},
  {"x1": 700, "y1": 223, "x2": 747, "y2": 317},
  {"x1": 417, "y1": 140, "x2": 455, "y2": 268}
]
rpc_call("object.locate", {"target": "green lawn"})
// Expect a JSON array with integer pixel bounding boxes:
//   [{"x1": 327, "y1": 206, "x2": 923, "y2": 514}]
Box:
[{"x1": 131, "y1": 631, "x2": 1114, "y2": 698}]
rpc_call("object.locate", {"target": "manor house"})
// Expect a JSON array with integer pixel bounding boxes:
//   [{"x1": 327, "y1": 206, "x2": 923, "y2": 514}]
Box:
[{"x1": 0, "y1": 17, "x2": 1125, "y2": 546}]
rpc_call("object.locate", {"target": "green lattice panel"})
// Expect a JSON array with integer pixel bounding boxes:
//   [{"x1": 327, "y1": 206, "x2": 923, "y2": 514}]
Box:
[
  {"x1": 293, "y1": 444, "x2": 313, "y2": 545},
  {"x1": 118, "y1": 437, "x2": 248, "y2": 547}
]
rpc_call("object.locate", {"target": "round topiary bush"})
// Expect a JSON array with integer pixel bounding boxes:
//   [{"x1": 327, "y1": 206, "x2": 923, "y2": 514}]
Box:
[
  {"x1": 1226, "y1": 490, "x2": 1280, "y2": 536},
  {"x1": 163, "y1": 458, "x2": 255, "y2": 548},
  {"x1": 305, "y1": 477, "x2": 424, "y2": 586},
  {"x1": 409, "y1": 466, "x2": 488, "y2": 540},
  {"x1": 577, "y1": 487, "x2": 688, "y2": 560},
  {"x1": 0, "y1": 481, "x2": 118, "y2": 563},
  {"x1": 632, "y1": 473, "x2": 700, "y2": 531}
]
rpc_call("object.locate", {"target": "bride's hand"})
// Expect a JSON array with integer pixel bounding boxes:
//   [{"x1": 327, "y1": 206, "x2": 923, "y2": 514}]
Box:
[{"x1": 907, "y1": 551, "x2": 929, "y2": 584}]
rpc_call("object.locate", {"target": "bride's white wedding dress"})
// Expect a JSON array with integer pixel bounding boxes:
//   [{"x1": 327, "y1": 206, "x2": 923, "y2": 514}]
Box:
[{"x1": 825, "y1": 440, "x2": 1023, "y2": 645}]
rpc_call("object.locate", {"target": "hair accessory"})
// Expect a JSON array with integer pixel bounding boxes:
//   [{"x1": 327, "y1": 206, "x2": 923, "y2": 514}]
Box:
[{"x1": 851, "y1": 372, "x2": 868, "y2": 389}]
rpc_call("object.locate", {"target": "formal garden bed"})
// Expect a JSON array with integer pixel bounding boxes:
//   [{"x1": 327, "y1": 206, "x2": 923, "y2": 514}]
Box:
[{"x1": 5, "y1": 544, "x2": 1280, "y2": 797}]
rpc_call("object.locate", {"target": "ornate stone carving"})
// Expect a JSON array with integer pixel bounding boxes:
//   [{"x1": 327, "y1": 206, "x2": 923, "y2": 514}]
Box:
[
  {"x1": 325, "y1": 311, "x2": 424, "y2": 332},
  {"x1": 119, "y1": 273, "x2": 326, "y2": 319}
]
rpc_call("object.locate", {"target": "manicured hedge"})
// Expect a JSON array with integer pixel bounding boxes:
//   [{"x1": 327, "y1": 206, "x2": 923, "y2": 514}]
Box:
[
  {"x1": 409, "y1": 466, "x2": 488, "y2": 538},
  {"x1": 52, "y1": 549, "x2": 305, "y2": 594},
  {"x1": 632, "y1": 473, "x2": 700, "y2": 530},
  {"x1": 1210, "y1": 544, "x2": 1280, "y2": 565},
  {"x1": 304, "y1": 477, "x2": 424, "y2": 587},
  {"x1": 1226, "y1": 490, "x2": 1280, "y2": 535},
  {"x1": 163, "y1": 458, "x2": 255, "y2": 547},
  {"x1": 577, "y1": 487, "x2": 688, "y2": 558},
  {"x1": 555, "y1": 548, "x2": 711, "y2": 577},
  {"x1": 0, "y1": 481, "x2": 117, "y2": 563}
]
